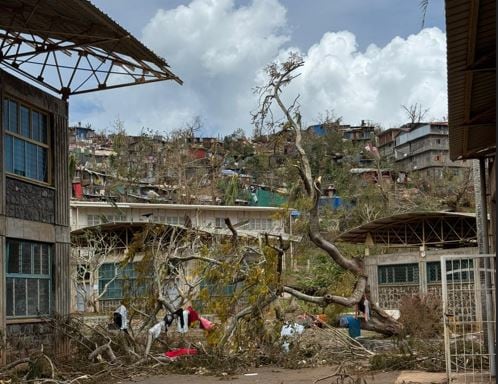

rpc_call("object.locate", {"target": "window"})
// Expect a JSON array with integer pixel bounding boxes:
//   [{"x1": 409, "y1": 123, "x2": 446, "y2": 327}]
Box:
[
  {"x1": 87, "y1": 215, "x2": 101, "y2": 226},
  {"x1": 215, "y1": 217, "x2": 226, "y2": 228},
  {"x1": 427, "y1": 259, "x2": 474, "y2": 283},
  {"x1": 5, "y1": 239, "x2": 51, "y2": 318},
  {"x1": 87, "y1": 214, "x2": 127, "y2": 226},
  {"x1": 378, "y1": 263, "x2": 419, "y2": 285},
  {"x1": 98, "y1": 263, "x2": 151, "y2": 300},
  {"x1": 3, "y1": 98, "x2": 49, "y2": 183},
  {"x1": 166, "y1": 216, "x2": 180, "y2": 225},
  {"x1": 247, "y1": 218, "x2": 274, "y2": 231}
]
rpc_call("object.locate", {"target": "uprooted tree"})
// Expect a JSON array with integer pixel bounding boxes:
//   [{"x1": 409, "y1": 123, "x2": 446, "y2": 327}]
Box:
[{"x1": 250, "y1": 53, "x2": 401, "y2": 335}]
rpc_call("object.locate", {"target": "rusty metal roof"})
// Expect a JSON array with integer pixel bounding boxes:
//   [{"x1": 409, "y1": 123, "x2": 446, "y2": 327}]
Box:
[
  {"x1": 445, "y1": 0, "x2": 496, "y2": 160},
  {"x1": 0, "y1": 0, "x2": 182, "y2": 98},
  {"x1": 335, "y1": 211, "x2": 477, "y2": 247}
]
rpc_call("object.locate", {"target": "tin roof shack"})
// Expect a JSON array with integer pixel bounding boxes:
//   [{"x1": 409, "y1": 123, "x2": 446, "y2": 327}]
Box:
[
  {"x1": 0, "y1": 0, "x2": 180, "y2": 365},
  {"x1": 335, "y1": 212, "x2": 478, "y2": 311}
]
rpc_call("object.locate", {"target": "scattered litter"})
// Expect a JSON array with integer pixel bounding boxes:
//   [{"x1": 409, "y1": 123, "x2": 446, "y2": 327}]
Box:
[
  {"x1": 165, "y1": 348, "x2": 198, "y2": 359},
  {"x1": 281, "y1": 322, "x2": 305, "y2": 352},
  {"x1": 244, "y1": 373, "x2": 258, "y2": 376}
]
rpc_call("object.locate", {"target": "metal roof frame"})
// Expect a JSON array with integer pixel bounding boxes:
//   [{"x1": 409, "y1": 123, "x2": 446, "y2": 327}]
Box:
[
  {"x1": 0, "y1": 0, "x2": 182, "y2": 99},
  {"x1": 335, "y1": 211, "x2": 478, "y2": 248}
]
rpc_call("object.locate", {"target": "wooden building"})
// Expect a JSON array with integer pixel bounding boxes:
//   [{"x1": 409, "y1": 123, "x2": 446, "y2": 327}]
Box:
[{"x1": 0, "y1": 0, "x2": 181, "y2": 364}]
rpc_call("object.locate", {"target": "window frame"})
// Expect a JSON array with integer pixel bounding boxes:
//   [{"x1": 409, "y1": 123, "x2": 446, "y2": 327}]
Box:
[
  {"x1": 378, "y1": 263, "x2": 419, "y2": 285},
  {"x1": 426, "y1": 259, "x2": 474, "y2": 284},
  {"x1": 3, "y1": 97, "x2": 51, "y2": 185},
  {"x1": 5, "y1": 238, "x2": 52, "y2": 319},
  {"x1": 98, "y1": 262, "x2": 151, "y2": 300}
]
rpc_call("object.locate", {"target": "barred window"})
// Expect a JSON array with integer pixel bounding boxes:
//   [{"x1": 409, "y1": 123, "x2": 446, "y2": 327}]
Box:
[
  {"x1": 378, "y1": 263, "x2": 419, "y2": 285},
  {"x1": 427, "y1": 259, "x2": 474, "y2": 283},
  {"x1": 6, "y1": 239, "x2": 51, "y2": 318},
  {"x1": 3, "y1": 98, "x2": 50, "y2": 183}
]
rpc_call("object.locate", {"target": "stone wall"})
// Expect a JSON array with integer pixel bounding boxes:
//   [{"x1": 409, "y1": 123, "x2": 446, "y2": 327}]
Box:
[
  {"x1": 4, "y1": 322, "x2": 53, "y2": 363},
  {"x1": 5, "y1": 178, "x2": 55, "y2": 224}
]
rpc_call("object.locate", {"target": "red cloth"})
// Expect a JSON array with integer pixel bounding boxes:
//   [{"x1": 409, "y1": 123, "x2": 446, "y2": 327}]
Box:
[
  {"x1": 187, "y1": 306, "x2": 200, "y2": 325},
  {"x1": 72, "y1": 182, "x2": 83, "y2": 199},
  {"x1": 165, "y1": 348, "x2": 198, "y2": 358},
  {"x1": 199, "y1": 316, "x2": 215, "y2": 331}
]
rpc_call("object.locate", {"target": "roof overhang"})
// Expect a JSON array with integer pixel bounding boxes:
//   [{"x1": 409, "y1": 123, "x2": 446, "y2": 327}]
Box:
[
  {"x1": 0, "y1": 0, "x2": 182, "y2": 99},
  {"x1": 335, "y1": 211, "x2": 478, "y2": 248},
  {"x1": 445, "y1": 0, "x2": 496, "y2": 160}
]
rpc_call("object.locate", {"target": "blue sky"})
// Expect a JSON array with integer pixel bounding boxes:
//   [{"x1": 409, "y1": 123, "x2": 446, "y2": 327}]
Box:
[{"x1": 70, "y1": 0, "x2": 447, "y2": 136}]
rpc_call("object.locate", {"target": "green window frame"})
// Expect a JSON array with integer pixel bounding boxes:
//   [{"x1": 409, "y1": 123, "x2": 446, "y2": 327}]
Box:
[
  {"x1": 98, "y1": 262, "x2": 151, "y2": 300},
  {"x1": 427, "y1": 259, "x2": 474, "y2": 283},
  {"x1": 3, "y1": 98, "x2": 50, "y2": 183},
  {"x1": 5, "y1": 239, "x2": 52, "y2": 318},
  {"x1": 378, "y1": 263, "x2": 419, "y2": 285}
]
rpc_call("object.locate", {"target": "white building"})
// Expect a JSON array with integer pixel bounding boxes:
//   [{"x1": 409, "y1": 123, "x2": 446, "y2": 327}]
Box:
[{"x1": 69, "y1": 201, "x2": 292, "y2": 312}]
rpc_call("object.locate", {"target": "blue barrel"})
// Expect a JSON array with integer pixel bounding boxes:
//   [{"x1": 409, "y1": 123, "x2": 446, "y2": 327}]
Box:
[{"x1": 347, "y1": 317, "x2": 361, "y2": 338}]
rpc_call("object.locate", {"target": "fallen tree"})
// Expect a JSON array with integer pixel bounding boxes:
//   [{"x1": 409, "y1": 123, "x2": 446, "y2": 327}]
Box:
[{"x1": 251, "y1": 53, "x2": 402, "y2": 336}]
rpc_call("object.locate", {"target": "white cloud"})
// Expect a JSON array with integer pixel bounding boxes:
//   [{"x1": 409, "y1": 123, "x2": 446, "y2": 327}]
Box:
[
  {"x1": 69, "y1": 0, "x2": 447, "y2": 135},
  {"x1": 70, "y1": 0, "x2": 289, "y2": 136},
  {"x1": 282, "y1": 27, "x2": 448, "y2": 128}
]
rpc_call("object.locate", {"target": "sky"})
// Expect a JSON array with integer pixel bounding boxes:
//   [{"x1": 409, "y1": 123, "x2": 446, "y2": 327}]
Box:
[{"x1": 69, "y1": 0, "x2": 447, "y2": 136}]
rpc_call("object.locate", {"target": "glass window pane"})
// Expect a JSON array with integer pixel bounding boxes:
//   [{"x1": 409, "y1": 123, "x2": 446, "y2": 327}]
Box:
[
  {"x1": 14, "y1": 138, "x2": 25, "y2": 176},
  {"x1": 7, "y1": 239, "x2": 20, "y2": 273},
  {"x1": 40, "y1": 113, "x2": 48, "y2": 143},
  {"x1": 4, "y1": 134, "x2": 13, "y2": 172},
  {"x1": 14, "y1": 278, "x2": 27, "y2": 316},
  {"x1": 8, "y1": 100, "x2": 18, "y2": 133},
  {"x1": 41, "y1": 244, "x2": 50, "y2": 275},
  {"x1": 20, "y1": 105, "x2": 30, "y2": 137},
  {"x1": 32, "y1": 111, "x2": 40, "y2": 141},
  {"x1": 37, "y1": 146, "x2": 48, "y2": 182},
  {"x1": 26, "y1": 142, "x2": 38, "y2": 179},
  {"x1": 27, "y1": 279, "x2": 39, "y2": 316},
  {"x1": 6, "y1": 278, "x2": 14, "y2": 316},
  {"x1": 39, "y1": 279, "x2": 50, "y2": 314},
  {"x1": 21, "y1": 242, "x2": 32, "y2": 274},
  {"x1": 33, "y1": 243, "x2": 41, "y2": 274},
  {"x1": 3, "y1": 99, "x2": 9, "y2": 131}
]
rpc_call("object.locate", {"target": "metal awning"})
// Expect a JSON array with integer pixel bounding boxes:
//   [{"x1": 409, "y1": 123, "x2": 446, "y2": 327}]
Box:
[
  {"x1": 0, "y1": 0, "x2": 182, "y2": 99},
  {"x1": 445, "y1": 0, "x2": 496, "y2": 160},
  {"x1": 335, "y1": 211, "x2": 477, "y2": 247}
]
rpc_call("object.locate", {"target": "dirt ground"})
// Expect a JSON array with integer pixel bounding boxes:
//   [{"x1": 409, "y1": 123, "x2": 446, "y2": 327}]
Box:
[{"x1": 122, "y1": 366, "x2": 401, "y2": 384}]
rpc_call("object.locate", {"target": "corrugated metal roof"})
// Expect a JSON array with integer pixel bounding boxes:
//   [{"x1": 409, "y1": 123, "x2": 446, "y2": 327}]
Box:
[{"x1": 445, "y1": 0, "x2": 496, "y2": 160}]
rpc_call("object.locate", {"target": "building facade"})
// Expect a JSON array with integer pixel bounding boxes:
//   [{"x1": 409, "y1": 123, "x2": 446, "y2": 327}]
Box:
[
  {"x1": 0, "y1": 71, "x2": 71, "y2": 362},
  {"x1": 69, "y1": 201, "x2": 290, "y2": 312},
  {"x1": 390, "y1": 122, "x2": 470, "y2": 179}
]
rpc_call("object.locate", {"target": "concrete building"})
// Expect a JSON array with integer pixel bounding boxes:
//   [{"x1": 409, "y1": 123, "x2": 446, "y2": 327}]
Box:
[
  {"x1": 391, "y1": 122, "x2": 470, "y2": 179},
  {"x1": 377, "y1": 127, "x2": 408, "y2": 160},
  {"x1": 335, "y1": 212, "x2": 478, "y2": 310},
  {"x1": 0, "y1": 0, "x2": 180, "y2": 364},
  {"x1": 69, "y1": 201, "x2": 291, "y2": 312}
]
